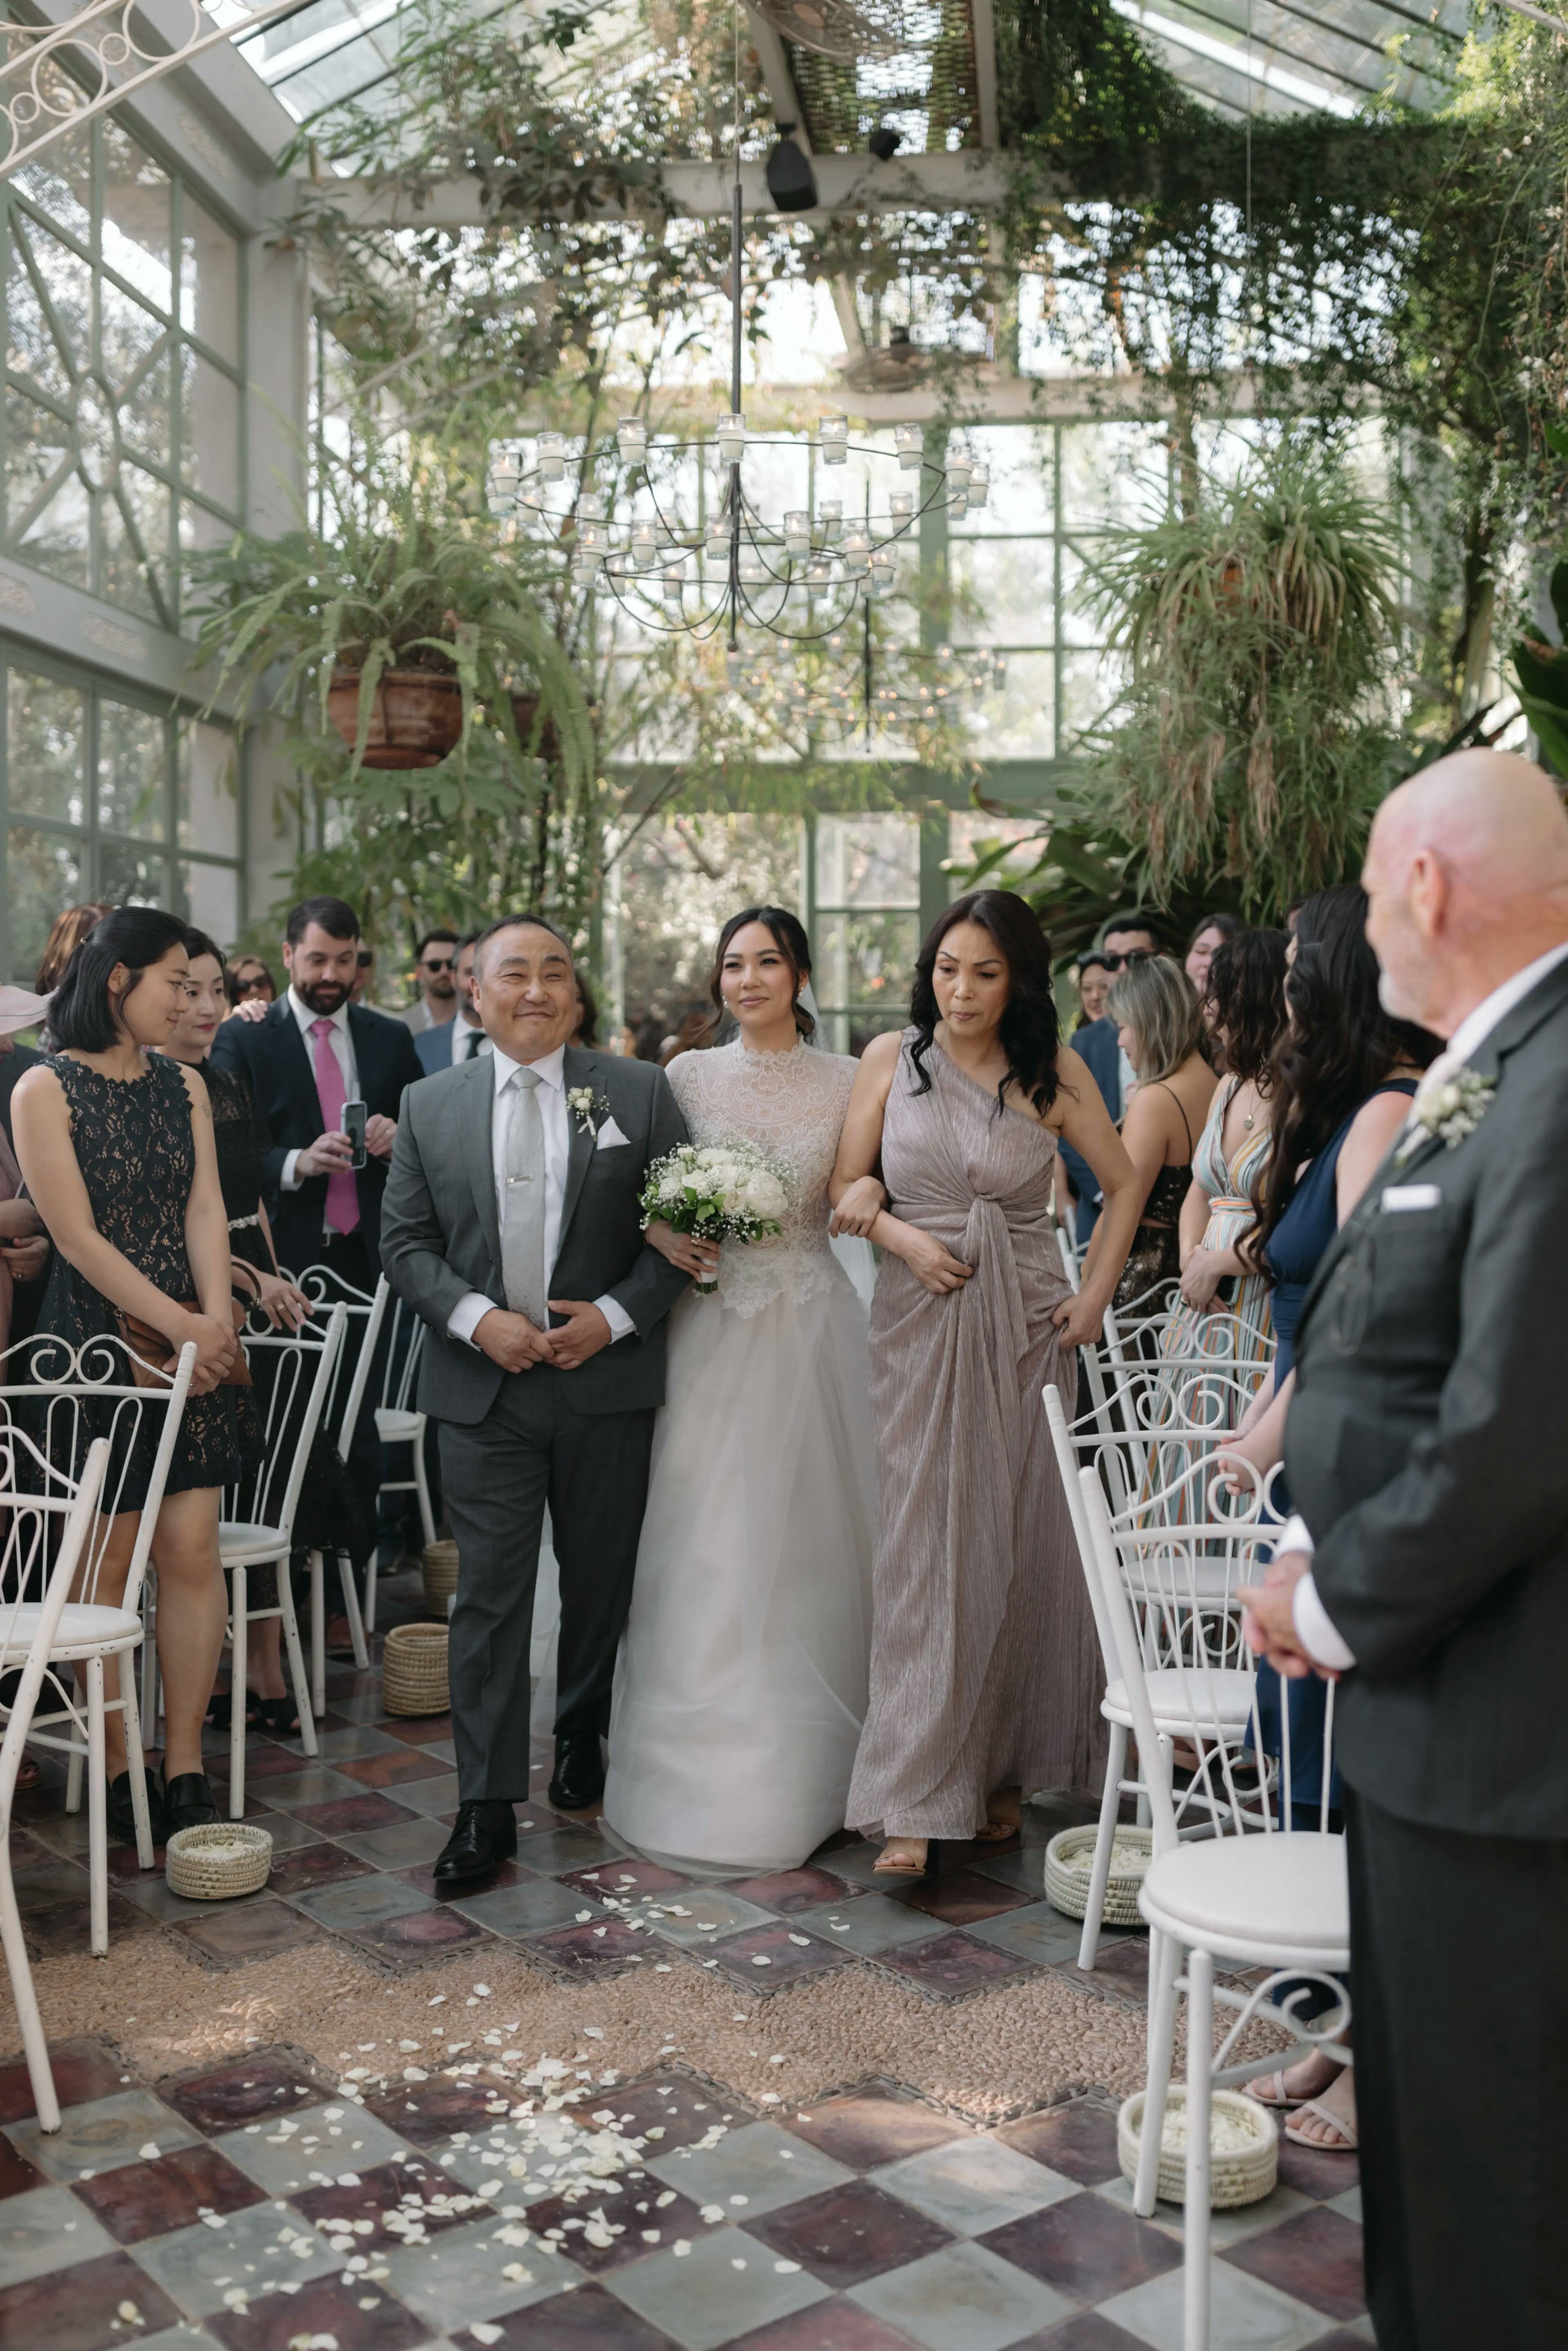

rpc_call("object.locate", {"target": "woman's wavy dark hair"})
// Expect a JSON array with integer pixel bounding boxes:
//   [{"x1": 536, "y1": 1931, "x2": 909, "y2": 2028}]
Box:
[
  {"x1": 1206, "y1": 927, "x2": 1289, "y2": 1089},
  {"x1": 1253, "y1": 884, "x2": 1440, "y2": 1266},
  {"x1": 910, "y1": 889, "x2": 1061, "y2": 1117},
  {"x1": 708, "y1": 906, "x2": 816, "y2": 1041},
  {"x1": 49, "y1": 907, "x2": 189, "y2": 1054}
]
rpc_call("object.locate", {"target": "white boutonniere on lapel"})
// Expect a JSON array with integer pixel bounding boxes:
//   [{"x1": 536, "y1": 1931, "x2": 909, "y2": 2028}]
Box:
[
  {"x1": 567, "y1": 1085, "x2": 610, "y2": 1138},
  {"x1": 1395, "y1": 1062, "x2": 1496, "y2": 1165}
]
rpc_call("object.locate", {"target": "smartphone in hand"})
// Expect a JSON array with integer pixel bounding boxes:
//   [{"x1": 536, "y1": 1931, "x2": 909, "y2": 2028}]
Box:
[{"x1": 341, "y1": 1099, "x2": 368, "y2": 1170}]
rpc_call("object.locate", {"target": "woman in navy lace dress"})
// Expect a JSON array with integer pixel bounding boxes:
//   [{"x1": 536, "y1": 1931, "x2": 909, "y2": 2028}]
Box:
[{"x1": 13, "y1": 909, "x2": 238, "y2": 1846}]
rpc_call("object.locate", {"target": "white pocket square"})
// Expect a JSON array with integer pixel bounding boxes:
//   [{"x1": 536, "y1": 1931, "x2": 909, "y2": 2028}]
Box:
[
  {"x1": 595, "y1": 1117, "x2": 632, "y2": 1149},
  {"x1": 1381, "y1": 1183, "x2": 1442, "y2": 1212}
]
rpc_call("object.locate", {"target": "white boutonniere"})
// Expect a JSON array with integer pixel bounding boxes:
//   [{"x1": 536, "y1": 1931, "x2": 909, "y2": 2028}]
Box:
[
  {"x1": 567, "y1": 1085, "x2": 610, "y2": 1137},
  {"x1": 1395, "y1": 1062, "x2": 1496, "y2": 1165}
]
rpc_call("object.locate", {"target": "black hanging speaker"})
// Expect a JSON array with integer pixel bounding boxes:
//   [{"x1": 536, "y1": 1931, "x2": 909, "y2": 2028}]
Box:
[{"x1": 765, "y1": 129, "x2": 819, "y2": 212}]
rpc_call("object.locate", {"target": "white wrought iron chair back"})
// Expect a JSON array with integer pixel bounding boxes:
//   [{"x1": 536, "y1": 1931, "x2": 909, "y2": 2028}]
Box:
[
  {"x1": 225, "y1": 1302, "x2": 347, "y2": 1547},
  {"x1": 0, "y1": 1433, "x2": 111, "y2": 2132}
]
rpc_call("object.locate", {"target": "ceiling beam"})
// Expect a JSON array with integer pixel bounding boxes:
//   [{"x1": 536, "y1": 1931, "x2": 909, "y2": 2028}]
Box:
[{"x1": 317, "y1": 149, "x2": 1025, "y2": 229}]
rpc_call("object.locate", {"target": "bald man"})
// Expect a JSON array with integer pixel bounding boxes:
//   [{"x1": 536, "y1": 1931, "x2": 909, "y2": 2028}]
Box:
[{"x1": 1240, "y1": 750, "x2": 1568, "y2": 2350}]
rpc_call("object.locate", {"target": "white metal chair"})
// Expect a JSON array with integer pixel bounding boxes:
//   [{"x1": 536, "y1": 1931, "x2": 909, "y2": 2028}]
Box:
[
  {"x1": 1, "y1": 1335, "x2": 196, "y2": 1951},
  {"x1": 0, "y1": 1433, "x2": 111, "y2": 2127},
  {"x1": 331, "y1": 1273, "x2": 434, "y2": 1659},
  {"x1": 1080, "y1": 1464, "x2": 1350, "y2": 2351},
  {"x1": 1045, "y1": 1388, "x2": 1266, "y2": 1970},
  {"x1": 218, "y1": 1302, "x2": 347, "y2": 1816}
]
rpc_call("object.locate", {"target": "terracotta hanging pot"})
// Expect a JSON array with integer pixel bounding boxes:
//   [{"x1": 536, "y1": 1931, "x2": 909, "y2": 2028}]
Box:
[{"x1": 327, "y1": 669, "x2": 464, "y2": 769}]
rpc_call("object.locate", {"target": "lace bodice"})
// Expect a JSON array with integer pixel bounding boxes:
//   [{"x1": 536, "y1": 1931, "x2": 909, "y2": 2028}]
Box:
[{"x1": 666, "y1": 1038, "x2": 857, "y2": 1315}]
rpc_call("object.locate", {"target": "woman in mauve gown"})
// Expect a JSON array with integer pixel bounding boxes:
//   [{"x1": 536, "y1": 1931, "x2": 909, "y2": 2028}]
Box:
[{"x1": 829, "y1": 889, "x2": 1142, "y2": 1877}]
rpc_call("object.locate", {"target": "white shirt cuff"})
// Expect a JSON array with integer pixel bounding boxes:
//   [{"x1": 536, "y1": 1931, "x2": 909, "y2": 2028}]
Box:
[
  {"x1": 1292, "y1": 1572, "x2": 1357, "y2": 1673},
  {"x1": 595, "y1": 1294, "x2": 636, "y2": 1343},
  {"x1": 281, "y1": 1149, "x2": 303, "y2": 1191},
  {"x1": 447, "y1": 1291, "x2": 495, "y2": 1346},
  {"x1": 1275, "y1": 1513, "x2": 1314, "y2": 1562}
]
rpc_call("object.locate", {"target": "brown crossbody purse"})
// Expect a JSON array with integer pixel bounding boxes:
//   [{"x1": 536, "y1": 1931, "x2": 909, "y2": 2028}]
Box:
[{"x1": 116, "y1": 1300, "x2": 253, "y2": 1391}]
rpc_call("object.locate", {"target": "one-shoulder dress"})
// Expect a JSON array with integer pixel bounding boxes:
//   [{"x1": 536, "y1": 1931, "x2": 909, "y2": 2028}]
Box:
[{"x1": 847, "y1": 1034, "x2": 1102, "y2": 1837}]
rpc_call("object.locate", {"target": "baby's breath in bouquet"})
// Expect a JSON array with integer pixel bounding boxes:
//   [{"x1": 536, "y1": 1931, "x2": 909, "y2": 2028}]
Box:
[{"x1": 640, "y1": 1142, "x2": 788, "y2": 1295}]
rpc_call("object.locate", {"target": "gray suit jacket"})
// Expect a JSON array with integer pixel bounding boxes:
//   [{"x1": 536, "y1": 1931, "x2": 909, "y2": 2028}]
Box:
[
  {"x1": 1285, "y1": 954, "x2": 1568, "y2": 1837},
  {"x1": 379, "y1": 1045, "x2": 692, "y2": 1424}
]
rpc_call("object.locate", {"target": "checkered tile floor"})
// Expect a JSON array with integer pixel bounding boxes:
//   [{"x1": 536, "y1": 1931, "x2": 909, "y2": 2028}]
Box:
[{"x1": 3, "y1": 1575, "x2": 1366, "y2": 2349}]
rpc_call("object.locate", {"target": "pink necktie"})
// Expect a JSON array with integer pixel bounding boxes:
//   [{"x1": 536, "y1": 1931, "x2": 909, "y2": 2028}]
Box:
[{"x1": 310, "y1": 1016, "x2": 360, "y2": 1236}]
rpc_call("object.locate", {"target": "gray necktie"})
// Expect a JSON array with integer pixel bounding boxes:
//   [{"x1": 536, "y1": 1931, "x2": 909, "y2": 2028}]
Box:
[{"x1": 501, "y1": 1066, "x2": 547, "y2": 1325}]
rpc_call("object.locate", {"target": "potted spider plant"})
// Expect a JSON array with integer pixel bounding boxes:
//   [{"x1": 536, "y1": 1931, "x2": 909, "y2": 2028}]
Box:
[{"x1": 189, "y1": 479, "x2": 591, "y2": 788}]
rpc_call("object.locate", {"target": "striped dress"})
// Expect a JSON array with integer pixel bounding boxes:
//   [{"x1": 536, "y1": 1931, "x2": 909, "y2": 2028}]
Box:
[{"x1": 1160, "y1": 1076, "x2": 1274, "y2": 1380}]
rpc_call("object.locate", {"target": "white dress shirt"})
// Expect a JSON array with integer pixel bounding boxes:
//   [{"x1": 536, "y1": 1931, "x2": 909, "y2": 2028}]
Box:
[
  {"x1": 1285, "y1": 938, "x2": 1568, "y2": 1669},
  {"x1": 446, "y1": 1042, "x2": 634, "y2": 1348},
  {"x1": 451, "y1": 1016, "x2": 491, "y2": 1063},
  {"x1": 279, "y1": 988, "x2": 359, "y2": 1194}
]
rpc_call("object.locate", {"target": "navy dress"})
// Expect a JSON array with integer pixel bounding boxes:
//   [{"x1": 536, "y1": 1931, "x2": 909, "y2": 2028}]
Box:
[{"x1": 1256, "y1": 1079, "x2": 1418, "y2": 1821}]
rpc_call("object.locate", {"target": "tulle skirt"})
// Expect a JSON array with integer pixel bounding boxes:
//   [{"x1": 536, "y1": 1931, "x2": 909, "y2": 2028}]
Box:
[{"x1": 604, "y1": 1264, "x2": 875, "y2": 1874}]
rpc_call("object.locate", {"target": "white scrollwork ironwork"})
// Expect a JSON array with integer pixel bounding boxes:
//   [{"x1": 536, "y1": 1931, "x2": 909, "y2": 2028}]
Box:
[{"x1": 0, "y1": 0, "x2": 311, "y2": 181}]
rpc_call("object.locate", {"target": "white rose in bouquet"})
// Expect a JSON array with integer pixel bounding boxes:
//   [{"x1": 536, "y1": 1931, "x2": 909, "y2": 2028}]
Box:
[{"x1": 640, "y1": 1138, "x2": 790, "y2": 1294}]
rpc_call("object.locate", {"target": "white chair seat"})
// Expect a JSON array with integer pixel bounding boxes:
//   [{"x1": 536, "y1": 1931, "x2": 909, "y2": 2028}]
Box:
[
  {"x1": 1103, "y1": 1667, "x2": 1254, "y2": 1736},
  {"x1": 219, "y1": 1521, "x2": 289, "y2": 1565},
  {"x1": 0, "y1": 1600, "x2": 142, "y2": 1656},
  {"x1": 1139, "y1": 1829, "x2": 1350, "y2": 1966},
  {"x1": 373, "y1": 1406, "x2": 423, "y2": 1443}
]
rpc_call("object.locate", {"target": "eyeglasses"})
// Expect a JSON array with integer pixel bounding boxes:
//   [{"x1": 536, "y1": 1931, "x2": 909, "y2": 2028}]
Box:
[
  {"x1": 421, "y1": 956, "x2": 454, "y2": 973},
  {"x1": 235, "y1": 976, "x2": 270, "y2": 998},
  {"x1": 1100, "y1": 949, "x2": 1153, "y2": 971}
]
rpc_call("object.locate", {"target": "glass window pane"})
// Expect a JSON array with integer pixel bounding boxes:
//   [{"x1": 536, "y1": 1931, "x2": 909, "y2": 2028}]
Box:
[
  {"x1": 18, "y1": 220, "x2": 91, "y2": 378},
  {"x1": 8, "y1": 670, "x2": 86, "y2": 824},
  {"x1": 102, "y1": 127, "x2": 173, "y2": 316},
  {"x1": 118, "y1": 347, "x2": 172, "y2": 472},
  {"x1": 10, "y1": 78, "x2": 91, "y2": 241},
  {"x1": 815, "y1": 911, "x2": 920, "y2": 1018},
  {"x1": 182, "y1": 859, "x2": 238, "y2": 943},
  {"x1": 100, "y1": 281, "x2": 169, "y2": 438},
  {"x1": 949, "y1": 538, "x2": 1054, "y2": 648},
  {"x1": 178, "y1": 720, "x2": 238, "y2": 855},
  {"x1": 7, "y1": 825, "x2": 81, "y2": 983},
  {"x1": 814, "y1": 813, "x2": 920, "y2": 910},
  {"x1": 180, "y1": 197, "x2": 240, "y2": 364},
  {"x1": 100, "y1": 466, "x2": 171, "y2": 619},
  {"x1": 1060, "y1": 540, "x2": 1114, "y2": 646},
  {"x1": 964, "y1": 651, "x2": 1055, "y2": 758},
  {"x1": 7, "y1": 391, "x2": 74, "y2": 529},
  {"x1": 15, "y1": 469, "x2": 89, "y2": 588},
  {"x1": 1059, "y1": 424, "x2": 1171, "y2": 532},
  {"x1": 179, "y1": 348, "x2": 240, "y2": 510},
  {"x1": 1059, "y1": 647, "x2": 1126, "y2": 747},
  {"x1": 952, "y1": 427, "x2": 1054, "y2": 536},
  {"x1": 97, "y1": 836, "x2": 171, "y2": 907},
  {"x1": 7, "y1": 222, "x2": 74, "y2": 400},
  {"x1": 97, "y1": 700, "x2": 168, "y2": 839}
]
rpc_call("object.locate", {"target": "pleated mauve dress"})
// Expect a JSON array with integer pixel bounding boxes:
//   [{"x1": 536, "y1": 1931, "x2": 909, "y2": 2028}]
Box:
[{"x1": 847, "y1": 1034, "x2": 1105, "y2": 1840}]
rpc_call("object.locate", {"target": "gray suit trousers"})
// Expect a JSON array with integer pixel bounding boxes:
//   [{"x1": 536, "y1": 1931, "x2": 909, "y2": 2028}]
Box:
[{"x1": 438, "y1": 1364, "x2": 655, "y2": 1802}]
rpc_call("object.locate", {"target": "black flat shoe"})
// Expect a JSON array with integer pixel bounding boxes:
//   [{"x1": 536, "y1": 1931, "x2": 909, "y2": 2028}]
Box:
[
  {"x1": 163, "y1": 1772, "x2": 220, "y2": 1833},
  {"x1": 548, "y1": 1729, "x2": 605, "y2": 1813},
  {"x1": 254, "y1": 1695, "x2": 302, "y2": 1738},
  {"x1": 433, "y1": 1800, "x2": 517, "y2": 1889},
  {"x1": 107, "y1": 1767, "x2": 165, "y2": 1848}
]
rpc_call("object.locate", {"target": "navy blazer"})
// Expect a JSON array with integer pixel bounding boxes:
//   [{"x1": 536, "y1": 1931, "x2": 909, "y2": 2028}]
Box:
[
  {"x1": 209, "y1": 998, "x2": 423, "y2": 1275},
  {"x1": 1059, "y1": 1016, "x2": 1123, "y2": 1242}
]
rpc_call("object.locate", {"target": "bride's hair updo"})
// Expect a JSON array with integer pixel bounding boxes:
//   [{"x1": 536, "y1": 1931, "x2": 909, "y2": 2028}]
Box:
[
  {"x1": 909, "y1": 888, "x2": 1062, "y2": 1117},
  {"x1": 708, "y1": 906, "x2": 817, "y2": 1041}
]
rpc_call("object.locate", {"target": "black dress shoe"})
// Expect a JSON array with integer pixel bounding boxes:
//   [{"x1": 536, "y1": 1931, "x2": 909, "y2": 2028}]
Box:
[
  {"x1": 107, "y1": 1767, "x2": 165, "y2": 1847},
  {"x1": 163, "y1": 1772, "x2": 220, "y2": 1833},
  {"x1": 433, "y1": 1800, "x2": 517, "y2": 1888},
  {"x1": 548, "y1": 1729, "x2": 605, "y2": 1813}
]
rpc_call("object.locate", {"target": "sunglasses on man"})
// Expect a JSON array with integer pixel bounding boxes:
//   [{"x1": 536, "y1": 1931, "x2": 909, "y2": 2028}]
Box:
[
  {"x1": 1100, "y1": 948, "x2": 1153, "y2": 971},
  {"x1": 421, "y1": 955, "x2": 455, "y2": 973}
]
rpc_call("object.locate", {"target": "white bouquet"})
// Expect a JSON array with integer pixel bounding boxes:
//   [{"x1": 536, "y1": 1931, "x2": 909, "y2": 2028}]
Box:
[{"x1": 640, "y1": 1141, "x2": 788, "y2": 1295}]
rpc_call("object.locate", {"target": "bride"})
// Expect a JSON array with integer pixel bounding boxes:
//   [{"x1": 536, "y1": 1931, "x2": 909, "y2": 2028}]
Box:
[{"x1": 602, "y1": 907, "x2": 874, "y2": 1875}]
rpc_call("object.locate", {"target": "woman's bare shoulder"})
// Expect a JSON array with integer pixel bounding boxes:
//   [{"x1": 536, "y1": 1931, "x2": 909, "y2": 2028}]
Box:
[
  {"x1": 10, "y1": 1059, "x2": 63, "y2": 1113},
  {"x1": 854, "y1": 1030, "x2": 904, "y2": 1085}
]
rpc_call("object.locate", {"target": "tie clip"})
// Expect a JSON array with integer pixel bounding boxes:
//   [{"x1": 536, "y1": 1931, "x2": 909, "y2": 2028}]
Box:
[{"x1": 506, "y1": 1174, "x2": 533, "y2": 1184}]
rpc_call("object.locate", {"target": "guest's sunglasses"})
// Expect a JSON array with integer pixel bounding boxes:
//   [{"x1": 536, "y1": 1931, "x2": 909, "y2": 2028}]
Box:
[
  {"x1": 421, "y1": 956, "x2": 455, "y2": 973},
  {"x1": 235, "y1": 976, "x2": 271, "y2": 997},
  {"x1": 1101, "y1": 949, "x2": 1153, "y2": 971}
]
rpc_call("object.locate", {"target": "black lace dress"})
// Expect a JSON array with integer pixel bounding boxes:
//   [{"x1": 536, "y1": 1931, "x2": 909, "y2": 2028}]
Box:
[
  {"x1": 34, "y1": 1053, "x2": 241, "y2": 1504},
  {"x1": 203, "y1": 1062, "x2": 273, "y2": 1282},
  {"x1": 1111, "y1": 1081, "x2": 1197, "y2": 1320}
]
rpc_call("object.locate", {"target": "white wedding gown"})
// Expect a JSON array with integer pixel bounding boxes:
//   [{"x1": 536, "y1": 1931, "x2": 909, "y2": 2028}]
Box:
[{"x1": 604, "y1": 1037, "x2": 876, "y2": 1875}]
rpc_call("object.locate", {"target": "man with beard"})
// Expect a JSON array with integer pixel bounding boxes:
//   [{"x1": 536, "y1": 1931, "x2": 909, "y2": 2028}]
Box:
[{"x1": 211, "y1": 897, "x2": 424, "y2": 1540}]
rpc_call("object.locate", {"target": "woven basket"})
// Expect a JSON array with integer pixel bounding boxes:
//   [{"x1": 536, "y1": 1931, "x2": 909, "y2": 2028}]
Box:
[
  {"x1": 421, "y1": 1538, "x2": 460, "y2": 1611},
  {"x1": 1118, "y1": 2088, "x2": 1278, "y2": 2208},
  {"x1": 166, "y1": 1823, "x2": 273, "y2": 1902},
  {"x1": 383, "y1": 1620, "x2": 450, "y2": 1717},
  {"x1": 1045, "y1": 1825, "x2": 1153, "y2": 1924}
]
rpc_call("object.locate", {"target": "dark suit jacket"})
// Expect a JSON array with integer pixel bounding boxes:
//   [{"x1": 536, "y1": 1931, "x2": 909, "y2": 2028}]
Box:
[
  {"x1": 209, "y1": 998, "x2": 423, "y2": 1275},
  {"x1": 1060, "y1": 1016, "x2": 1122, "y2": 1243},
  {"x1": 379, "y1": 1044, "x2": 692, "y2": 1424},
  {"x1": 1285, "y1": 954, "x2": 1568, "y2": 1838}
]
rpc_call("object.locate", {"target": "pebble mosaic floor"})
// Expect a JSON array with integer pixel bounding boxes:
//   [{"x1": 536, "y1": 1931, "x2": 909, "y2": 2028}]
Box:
[{"x1": 0, "y1": 1581, "x2": 1365, "y2": 2351}]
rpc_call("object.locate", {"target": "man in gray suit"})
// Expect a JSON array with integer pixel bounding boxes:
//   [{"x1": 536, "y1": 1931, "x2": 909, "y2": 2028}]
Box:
[
  {"x1": 1240, "y1": 751, "x2": 1568, "y2": 2351},
  {"x1": 380, "y1": 914, "x2": 690, "y2": 1885}
]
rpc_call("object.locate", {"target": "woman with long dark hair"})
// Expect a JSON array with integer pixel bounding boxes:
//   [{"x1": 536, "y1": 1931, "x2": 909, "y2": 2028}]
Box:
[
  {"x1": 1225, "y1": 884, "x2": 1438, "y2": 2157},
  {"x1": 13, "y1": 908, "x2": 240, "y2": 1844},
  {"x1": 828, "y1": 890, "x2": 1139, "y2": 1874},
  {"x1": 603, "y1": 906, "x2": 875, "y2": 1872}
]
